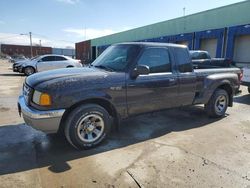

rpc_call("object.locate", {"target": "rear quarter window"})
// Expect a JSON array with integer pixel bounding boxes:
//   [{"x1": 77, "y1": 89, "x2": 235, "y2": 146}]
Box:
[{"x1": 175, "y1": 48, "x2": 193, "y2": 72}]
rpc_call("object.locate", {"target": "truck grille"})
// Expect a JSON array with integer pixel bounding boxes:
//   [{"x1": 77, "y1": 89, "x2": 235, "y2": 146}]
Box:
[{"x1": 23, "y1": 84, "x2": 32, "y2": 103}]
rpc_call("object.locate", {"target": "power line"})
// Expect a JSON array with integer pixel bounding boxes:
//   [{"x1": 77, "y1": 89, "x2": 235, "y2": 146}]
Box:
[
  {"x1": 32, "y1": 33, "x2": 75, "y2": 43},
  {"x1": 0, "y1": 32, "x2": 76, "y2": 43},
  {"x1": 0, "y1": 34, "x2": 22, "y2": 40}
]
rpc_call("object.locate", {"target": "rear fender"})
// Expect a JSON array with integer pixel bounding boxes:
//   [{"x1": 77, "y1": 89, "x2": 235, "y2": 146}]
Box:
[{"x1": 194, "y1": 73, "x2": 238, "y2": 105}]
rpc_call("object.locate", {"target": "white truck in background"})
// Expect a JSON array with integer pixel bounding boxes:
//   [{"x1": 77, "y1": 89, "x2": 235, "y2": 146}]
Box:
[{"x1": 241, "y1": 64, "x2": 250, "y2": 93}]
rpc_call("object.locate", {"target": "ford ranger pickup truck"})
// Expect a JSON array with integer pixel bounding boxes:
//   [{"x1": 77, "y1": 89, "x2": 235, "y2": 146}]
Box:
[{"x1": 18, "y1": 42, "x2": 241, "y2": 149}]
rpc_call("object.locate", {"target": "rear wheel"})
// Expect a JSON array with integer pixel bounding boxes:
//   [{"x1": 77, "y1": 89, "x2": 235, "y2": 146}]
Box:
[
  {"x1": 24, "y1": 66, "x2": 35, "y2": 76},
  {"x1": 64, "y1": 104, "x2": 111, "y2": 149},
  {"x1": 248, "y1": 87, "x2": 250, "y2": 93},
  {"x1": 205, "y1": 89, "x2": 228, "y2": 118}
]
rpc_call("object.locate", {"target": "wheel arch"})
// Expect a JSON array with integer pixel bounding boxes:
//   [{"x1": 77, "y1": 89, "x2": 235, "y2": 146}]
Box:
[
  {"x1": 194, "y1": 80, "x2": 234, "y2": 106},
  {"x1": 22, "y1": 65, "x2": 36, "y2": 73},
  {"x1": 217, "y1": 83, "x2": 233, "y2": 106},
  {"x1": 58, "y1": 97, "x2": 119, "y2": 133}
]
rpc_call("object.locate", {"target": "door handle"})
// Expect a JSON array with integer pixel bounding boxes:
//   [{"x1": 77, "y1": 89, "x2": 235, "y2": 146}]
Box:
[{"x1": 168, "y1": 78, "x2": 175, "y2": 82}]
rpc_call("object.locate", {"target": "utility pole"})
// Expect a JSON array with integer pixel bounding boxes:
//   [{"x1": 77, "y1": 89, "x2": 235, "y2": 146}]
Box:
[
  {"x1": 20, "y1": 32, "x2": 33, "y2": 57},
  {"x1": 183, "y1": 7, "x2": 186, "y2": 16},
  {"x1": 29, "y1": 32, "x2": 33, "y2": 57},
  {"x1": 39, "y1": 40, "x2": 42, "y2": 55}
]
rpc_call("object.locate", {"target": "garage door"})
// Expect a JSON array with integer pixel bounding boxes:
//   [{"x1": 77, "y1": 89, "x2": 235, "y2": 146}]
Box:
[
  {"x1": 200, "y1": 38, "x2": 217, "y2": 58},
  {"x1": 233, "y1": 35, "x2": 250, "y2": 63}
]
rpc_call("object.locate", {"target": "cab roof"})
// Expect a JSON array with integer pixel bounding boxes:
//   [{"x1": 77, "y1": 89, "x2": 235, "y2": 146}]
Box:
[{"x1": 115, "y1": 42, "x2": 188, "y2": 49}]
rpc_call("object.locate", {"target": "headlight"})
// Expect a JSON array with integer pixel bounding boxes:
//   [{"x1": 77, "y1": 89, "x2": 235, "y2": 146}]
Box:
[{"x1": 32, "y1": 90, "x2": 52, "y2": 106}]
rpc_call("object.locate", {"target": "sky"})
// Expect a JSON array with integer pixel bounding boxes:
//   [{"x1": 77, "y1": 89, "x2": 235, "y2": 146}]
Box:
[{"x1": 0, "y1": 0, "x2": 246, "y2": 48}]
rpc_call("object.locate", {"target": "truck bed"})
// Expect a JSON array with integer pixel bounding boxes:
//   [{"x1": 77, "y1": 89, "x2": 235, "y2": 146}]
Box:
[{"x1": 194, "y1": 67, "x2": 241, "y2": 94}]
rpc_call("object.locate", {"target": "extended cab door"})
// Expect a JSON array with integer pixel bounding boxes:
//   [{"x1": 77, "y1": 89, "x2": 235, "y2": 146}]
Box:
[
  {"x1": 175, "y1": 48, "x2": 197, "y2": 106},
  {"x1": 126, "y1": 47, "x2": 178, "y2": 115}
]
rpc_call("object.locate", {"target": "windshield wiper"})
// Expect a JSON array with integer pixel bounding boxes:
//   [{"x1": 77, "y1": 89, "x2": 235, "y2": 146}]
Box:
[{"x1": 94, "y1": 65, "x2": 114, "y2": 72}]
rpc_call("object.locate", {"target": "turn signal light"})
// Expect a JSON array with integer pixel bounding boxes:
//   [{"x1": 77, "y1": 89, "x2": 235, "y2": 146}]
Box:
[{"x1": 39, "y1": 93, "x2": 51, "y2": 106}]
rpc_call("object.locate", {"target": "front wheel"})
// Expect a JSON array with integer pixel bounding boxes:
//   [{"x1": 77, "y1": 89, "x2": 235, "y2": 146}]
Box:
[
  {"x1": 64, "y1": 104, "x2": 111, "y2": 149},
  {"x1": 24, "y1": 66, "x2": 35, "y2": 76},
  {"x1": 205, "y1": 89, "x2": 229, "y2": 118}
]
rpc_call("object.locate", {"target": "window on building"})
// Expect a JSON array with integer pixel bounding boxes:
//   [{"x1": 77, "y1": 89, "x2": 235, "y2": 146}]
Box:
[{"x1": 138, "y1": 48, "x2": 171, "y2": 73}]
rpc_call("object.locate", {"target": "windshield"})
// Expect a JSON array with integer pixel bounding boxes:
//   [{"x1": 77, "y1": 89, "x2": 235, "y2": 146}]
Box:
[
  {"x1": 31, "y1": 56, "x2": 40, "y2": 61},
  {"x1": 91, "y1": 45, "x2": 140, "y2": 72}
]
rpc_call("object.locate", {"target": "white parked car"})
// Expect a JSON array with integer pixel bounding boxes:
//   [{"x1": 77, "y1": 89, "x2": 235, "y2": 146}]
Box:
[{"x1": 13, "y1": 54, "x2": 82, "y2": 76}]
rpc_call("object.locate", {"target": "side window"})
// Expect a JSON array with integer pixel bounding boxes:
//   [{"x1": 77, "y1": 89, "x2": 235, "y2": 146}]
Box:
[
  {"x1": 55, "y1": 56, "x2": 67, "y2": 61},
  {"x1": 200, "y1": 52, "x2": 209, "y2": 59},
  {"x1": 175, "y1": 48, "x2": 192, "y2": 73},
  {"x1": 138, "y1": 48, "x2": 171, "y2": 73},
  {"x1": 41, "y1": 56, "x2": 55, "y2": 62}
]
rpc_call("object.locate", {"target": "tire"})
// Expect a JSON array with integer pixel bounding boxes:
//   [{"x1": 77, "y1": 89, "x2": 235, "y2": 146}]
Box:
[
  {"x1": 24, "y1": 66, "x2": 35, "y2": 76},
  {"x1": 205, "y1": 89, "x2": 229, "y2": 118},
  {"x1": 64, "y1": 104, "x2": 111, "y2": 149},
  {"x1": 248, "y1": 87, "x2": 250, "y2": 94}
]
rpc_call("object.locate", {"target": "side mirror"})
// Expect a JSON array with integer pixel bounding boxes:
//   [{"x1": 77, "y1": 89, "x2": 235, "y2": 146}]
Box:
[{"x1": 131, "y1": 65, "x2": 150, "y2": 78}]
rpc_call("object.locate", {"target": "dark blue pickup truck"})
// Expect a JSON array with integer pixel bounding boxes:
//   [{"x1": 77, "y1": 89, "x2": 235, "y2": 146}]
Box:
[{"x1": 18, "y1": 42, "x2": 241, "y2": 149}]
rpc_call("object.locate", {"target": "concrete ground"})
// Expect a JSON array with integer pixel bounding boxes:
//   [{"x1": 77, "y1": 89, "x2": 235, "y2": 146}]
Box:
[{"x1": 0, "y1": 59, "x2": 249, "y2": 188}]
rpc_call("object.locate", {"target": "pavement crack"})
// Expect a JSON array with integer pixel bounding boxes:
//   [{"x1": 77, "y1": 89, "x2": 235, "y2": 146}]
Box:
[
  {"x1": 126, "y1": 170, "x2": 142, "y2": 188},
  {"x1": 151, "y1": 140, "x2": 247, "y2": 180},
  {"x1": 112, "y1": 144, "x2": 158, "y2": 186}
]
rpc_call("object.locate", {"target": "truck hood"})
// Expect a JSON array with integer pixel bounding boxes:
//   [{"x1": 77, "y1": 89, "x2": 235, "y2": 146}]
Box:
[{"x1": 26, "y1": 67, "x2": 109, "y2": 89}]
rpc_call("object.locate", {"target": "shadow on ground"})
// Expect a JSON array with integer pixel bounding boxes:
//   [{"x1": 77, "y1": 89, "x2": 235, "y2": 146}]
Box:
[
  {"x1": 234, "y1": 94, "x2": 250, "y2": 105},
  {"x1": 0, "y1": 73, "x2": 25, "y2": 77},
  {"x1": 0, "y1": 106, "x2": 223, "y2": 175}
]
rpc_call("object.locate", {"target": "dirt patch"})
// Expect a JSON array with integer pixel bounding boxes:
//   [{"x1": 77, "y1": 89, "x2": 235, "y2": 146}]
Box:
[{"x1": 0, "y1": 107, "x2": 10, "y2": 112}]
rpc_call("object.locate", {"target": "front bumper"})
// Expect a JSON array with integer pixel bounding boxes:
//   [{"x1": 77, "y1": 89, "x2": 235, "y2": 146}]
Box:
[
  {"x1": 18, "y1": 95, "x2": 65, "y2": 133},
  {"x1": 13, "y1": 64, "x2": 22, "y2": 73}
]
